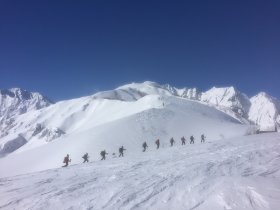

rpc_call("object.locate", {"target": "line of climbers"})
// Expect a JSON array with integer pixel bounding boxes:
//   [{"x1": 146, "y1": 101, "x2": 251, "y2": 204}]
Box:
[
  {"x1": 143, "y1": 134, "x2": 205, "y2": 152},
  {"x1": 62, "y1": 134, "x2": 206, "y2": 167}
]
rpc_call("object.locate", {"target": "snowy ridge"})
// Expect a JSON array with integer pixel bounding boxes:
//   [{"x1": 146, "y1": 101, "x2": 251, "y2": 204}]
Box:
[
  {"x1": 93, "y1": 81, "x2": 201, "y2": 101},
  {"x1": 97, "y1": 82, "x2": 280, "y2": 128},
  {"x1": 0, "y1": 95, "x2": 250, "y2": 177},
  {"x1": 0, "y1": 82, "x2": 279, "y2": 157}
]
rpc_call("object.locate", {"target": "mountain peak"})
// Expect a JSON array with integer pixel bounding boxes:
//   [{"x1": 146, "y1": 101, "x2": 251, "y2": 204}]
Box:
[
  {"x1": 253, "y1": 92, "x2": 279, "y2": 102},
  {"x1": 111, "y1": 81, "x2": 200, "y2": 101},
  {"x1": 249, "y1": 92, "x2": 280, "y2": 130},
  {"x1": 0, "y1": 87, "x2": 53, "y2": 120},
  {"x1": 1, "y1": 88, "x2": 53, "y2": 103},
  {"x1": 209, "y1": 86, "x2": 237, "y2": 93},
  {"x1": 201, "y1": 86, "x2": 250, "y2": 117}
]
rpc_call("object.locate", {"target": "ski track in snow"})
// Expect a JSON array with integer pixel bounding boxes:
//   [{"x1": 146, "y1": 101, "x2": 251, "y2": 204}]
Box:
[{"x1": 1, "y1": 133, "x2": 280, "y2": 210}]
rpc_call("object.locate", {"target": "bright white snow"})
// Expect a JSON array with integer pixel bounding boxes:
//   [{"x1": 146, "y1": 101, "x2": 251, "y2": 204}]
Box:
[
  {"x1": 249, "y1": 92, "x2": 280, "y2": 131},
  {"x1": 0, "y1": 95, "x2": 250, "y2": 177},
  {"x1": 0, "y1": 82, "x2": 280, "y2": 210},
  {"x1": 1, "y1": 82, "x2": 279, "y2": 156},
  {"x1": 0, "y1": 133, "x2": 280, "y2": 210}
]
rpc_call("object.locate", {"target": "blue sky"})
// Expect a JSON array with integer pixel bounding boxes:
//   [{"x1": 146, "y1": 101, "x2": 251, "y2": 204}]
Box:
[{"x1": 0, "y1": 0, "x2": 279, "y2": 101}]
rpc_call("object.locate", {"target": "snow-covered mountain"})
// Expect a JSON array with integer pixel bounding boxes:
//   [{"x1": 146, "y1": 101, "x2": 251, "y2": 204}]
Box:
[
  {"x1": 1, "y1": 82, "x2": 279, "y2": 160},
  {"x1": 0, "y1": 86, "x2": 251, "y2": 176},
  {"x1": 248, "y1": 92, "x2": 280, "y2": 131},
  {"x1": 92, "y1": 82, "x2": 280, "y2": 127},
  {"x1": 0, "y1": 82, "x2": 280, "y2": 209},
  {"x1": 0, "y1": 88, "x2": 53, "y2": 141},
  {"x1": 0, "y1": 88, "x2": 52, "y2": 117},
  {"x1": 201, "y1": 86, "x2": 251, "y2": 118},
  {"x1": 92, "y1": 82, "x2": 249, "y2": 123},
  {"x1": 200, "y1": 86, "x2": 251, "y2": 124},
  {"x1": 0, "y1": 92, "x2": 250, "y2": 173}
]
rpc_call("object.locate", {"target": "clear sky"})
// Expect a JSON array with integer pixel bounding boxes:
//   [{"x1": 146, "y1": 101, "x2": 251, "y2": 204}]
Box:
[{"x1": 0, "y1": 0, "x2": 279, "y2": 101}]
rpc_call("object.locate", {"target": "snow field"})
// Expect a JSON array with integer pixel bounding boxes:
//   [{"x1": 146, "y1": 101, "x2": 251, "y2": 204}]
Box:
[{"x1": 0, "y1": 133, "x2": 279, "y2": 210}]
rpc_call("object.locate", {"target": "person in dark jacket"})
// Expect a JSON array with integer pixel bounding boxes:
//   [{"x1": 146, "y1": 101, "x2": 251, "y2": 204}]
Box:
[
  {"x1": 201, "y1": 134, "x2": 206, "y2": 143},
  {"x1": 155, "y1": 139, "x2": 160, "y2": 149},
  {"x1": 181, "y1": 136, "x2": 186, "y2": 145},
  {"x1": 142, "y1": 142, "x2": 148, "y2": 152},
  {"x1": 100, "y1": 150, "x2": 108, "y2": 160},
  {"x1": 119, "y1": 146, "x2": 126, "y2": 157},
  {"x1": 63, "y1": 154, "x2": 71, "y2": 167},
  {"x1": 170, "y1": 137, "x2": 175, "y2": 147},
  {"x1": 190, "y1": 135, "x2": 195, "y2": 144},
  {"x1": 82, "y1": 153, "x2": 89, "y2": 163}
]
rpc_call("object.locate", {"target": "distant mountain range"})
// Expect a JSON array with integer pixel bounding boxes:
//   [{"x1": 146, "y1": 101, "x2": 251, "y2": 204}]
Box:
[{"x1": 92, "y1": 81, "x2": 279, "y2": 129}]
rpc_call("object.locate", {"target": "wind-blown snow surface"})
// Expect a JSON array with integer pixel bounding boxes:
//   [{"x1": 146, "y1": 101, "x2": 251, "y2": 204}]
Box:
[{"x1": 1, "y1": 133, "x2": 280, "y2": 210}]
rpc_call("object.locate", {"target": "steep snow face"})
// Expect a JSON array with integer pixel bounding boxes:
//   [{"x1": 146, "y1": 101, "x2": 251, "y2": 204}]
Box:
[
  {"x1": 249, "y1": 92, "x2": 280, "y2": 131},
  {"x1": 0, "y1": 88, "x2": 53, "y2": 139},
  {"x1": 201, "y1": 87, "x2": 251, "y2": 119}
]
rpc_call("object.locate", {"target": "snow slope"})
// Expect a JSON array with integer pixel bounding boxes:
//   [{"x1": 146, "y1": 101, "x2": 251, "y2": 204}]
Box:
[
  {"x1": 0, "y1": 133, "x2": 280, "y2": 210},
  {"x1": 0, "y1": 95, "x2": 250, "y2": 177},
  {"x1": 0, "y1": 82, "x2": 279, "y2": 210}
]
